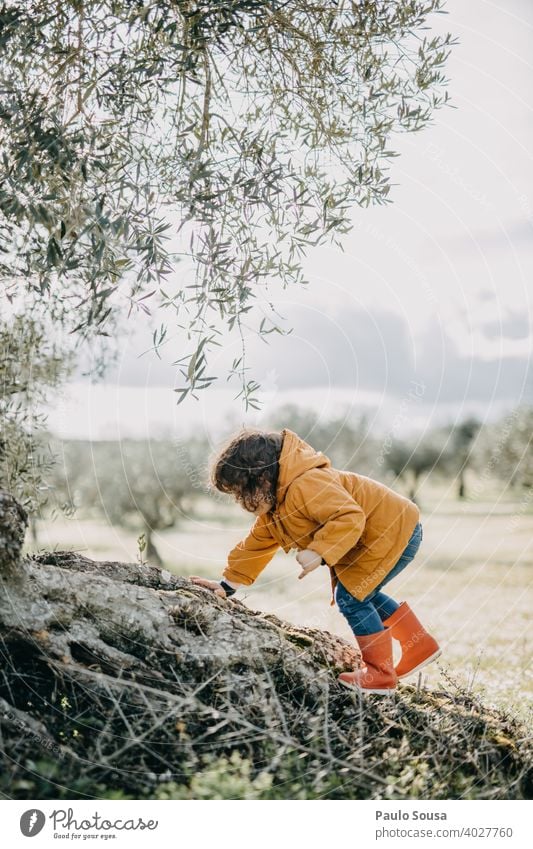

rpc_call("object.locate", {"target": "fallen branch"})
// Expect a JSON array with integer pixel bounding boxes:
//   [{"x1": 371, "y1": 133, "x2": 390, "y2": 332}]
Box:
[{"x1": 0, "y1": 490, "x2": 531, "y2": 800}]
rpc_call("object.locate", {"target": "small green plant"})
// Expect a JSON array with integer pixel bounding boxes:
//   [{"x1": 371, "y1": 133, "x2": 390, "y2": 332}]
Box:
[
  {"x1": 154, "y1": 752, "x2": 273, "y2": 800},
  {"x1": 136, "y1": 533, "x2": 147, "y2": 565}
]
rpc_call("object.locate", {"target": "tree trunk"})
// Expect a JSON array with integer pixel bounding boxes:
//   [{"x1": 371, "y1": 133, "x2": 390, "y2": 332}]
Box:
[
  {"x1": 0, "y1": 490, "x2": 531, "y2": 800},
  {"x1": 144, "y1": 523, "x2": 163, "y2": 567},
  {"x1": 29, "y1": 514, "x2": 39, "y2": 546},
  {"x1": 458, "y1": 467, "x2": 466, "y2": 499},
  {"x1": 409, "y1": 470, "x2": 420, "y2": 503},
  {"x1": 0, "y1": 489, "x2": 28, "y2": 576}
]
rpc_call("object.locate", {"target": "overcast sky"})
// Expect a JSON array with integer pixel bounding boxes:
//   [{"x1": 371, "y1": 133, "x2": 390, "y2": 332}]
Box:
[{"x1": 46, "y1": 0, "x2": 533, "y2": 441}]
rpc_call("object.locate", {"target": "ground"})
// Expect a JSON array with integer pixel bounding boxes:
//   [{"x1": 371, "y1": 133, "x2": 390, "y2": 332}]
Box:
[{"x1": 28, "y1": 477, "x2": 533, "y2": 722}]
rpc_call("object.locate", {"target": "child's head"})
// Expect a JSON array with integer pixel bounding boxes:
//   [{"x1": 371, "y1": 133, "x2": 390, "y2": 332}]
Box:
[{"x1": 210, "y1": 428, "x2": 283, "y2": 515}]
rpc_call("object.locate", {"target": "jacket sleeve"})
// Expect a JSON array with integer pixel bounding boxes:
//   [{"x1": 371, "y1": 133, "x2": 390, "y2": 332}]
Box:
[
  {"x1": 222, "y1": 513, "x2": 280, "y2": 586},
  {"x1": 286, "y1": 469, "x2": 366, "y2": 567}
]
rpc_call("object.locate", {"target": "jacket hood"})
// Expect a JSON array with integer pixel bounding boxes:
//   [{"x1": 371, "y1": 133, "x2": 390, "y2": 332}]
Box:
[{"x1": 275, "y1": 429, "x2": 330, "y2": 505}]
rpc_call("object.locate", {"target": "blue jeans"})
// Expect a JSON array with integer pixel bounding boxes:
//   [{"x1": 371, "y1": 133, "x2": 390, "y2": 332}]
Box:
[{"x1": 335, "y1": 522, "x2": 423, "y2": 636}]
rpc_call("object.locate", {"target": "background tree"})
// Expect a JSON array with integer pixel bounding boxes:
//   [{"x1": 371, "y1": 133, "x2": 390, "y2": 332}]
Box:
[
  {"x1": 472, "y1": 407, "x2": 533, "y2": 492},
  {"x1": 382, "y1": 436, "x2": 449, "y2": 503},
  {"x1": 267, "y1": 403, "x2": 379, "y2": 473},
  {"x1": 441, "y1": 416, "x2": 481, "y2": 499},
  {"x1": 42, "y1": 436, "x2": 209, "y2": 565},
  {"x1": 0, "y1": 0, "x2": 457, "y2": 407},
  {"x1": 0, "y1": 310, "x2": 73, "y2": 520},
  {"x1": 39, "y1": 435, "x2": 100, "y2": 522}
]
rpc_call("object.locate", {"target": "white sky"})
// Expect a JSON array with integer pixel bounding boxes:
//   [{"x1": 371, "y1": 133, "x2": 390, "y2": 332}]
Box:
[{"x1": 45, "y1": 0, "x2": 533, "y2": 442}]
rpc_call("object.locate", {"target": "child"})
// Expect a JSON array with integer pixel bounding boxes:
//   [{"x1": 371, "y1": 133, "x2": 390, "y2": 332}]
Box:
[{"x1": 190, "y1": 427, "x2": 440, "y2": 695}]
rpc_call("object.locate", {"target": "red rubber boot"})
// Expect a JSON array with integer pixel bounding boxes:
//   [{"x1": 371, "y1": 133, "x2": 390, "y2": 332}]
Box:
[
  {"x1": 382, "y1": 602, "x2": 441, "y2": 679},
  {"x1": 338, "y1": 628, "x2": 398, "y2": 695}
]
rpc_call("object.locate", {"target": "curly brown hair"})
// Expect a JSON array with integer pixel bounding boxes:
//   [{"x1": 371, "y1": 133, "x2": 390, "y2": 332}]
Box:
[{"x1": 210, "y1": 428, "x2": 284, "y2": 512}]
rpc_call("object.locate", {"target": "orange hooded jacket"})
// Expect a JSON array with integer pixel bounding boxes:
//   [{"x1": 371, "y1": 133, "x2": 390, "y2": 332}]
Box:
[{"x1": 222, "y1": 428, "x2": 420, "y2": 604}]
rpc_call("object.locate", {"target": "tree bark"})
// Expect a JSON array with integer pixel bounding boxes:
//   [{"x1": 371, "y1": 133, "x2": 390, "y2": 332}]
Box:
[
  {"x1": 0, "y1": 488, "x2": 28, "y2": 576},
  {"x1": 0, "y1": 489, "x2": 531, "y2": 800}
]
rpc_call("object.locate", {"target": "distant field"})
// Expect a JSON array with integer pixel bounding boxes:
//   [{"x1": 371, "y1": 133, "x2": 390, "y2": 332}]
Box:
[{"x1": 26, "y1": 479, "x2": 533, "y2": 721}]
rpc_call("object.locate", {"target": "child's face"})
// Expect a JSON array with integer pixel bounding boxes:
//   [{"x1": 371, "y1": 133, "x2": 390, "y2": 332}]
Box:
[
  {"x1": 251, "y1": 496, "x2": 273, "y2": 516},
  {"x1": 235, "y1": 490, "x2": 273, "y2": 516}
]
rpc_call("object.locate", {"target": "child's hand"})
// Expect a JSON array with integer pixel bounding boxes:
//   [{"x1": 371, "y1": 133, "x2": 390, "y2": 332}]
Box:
[
  {"x1": 189, "y1": 576, "x2": 226, "y2": 598},
  {"x1": 296, "y1": 549, "x2": 323, "y2": 579}
]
